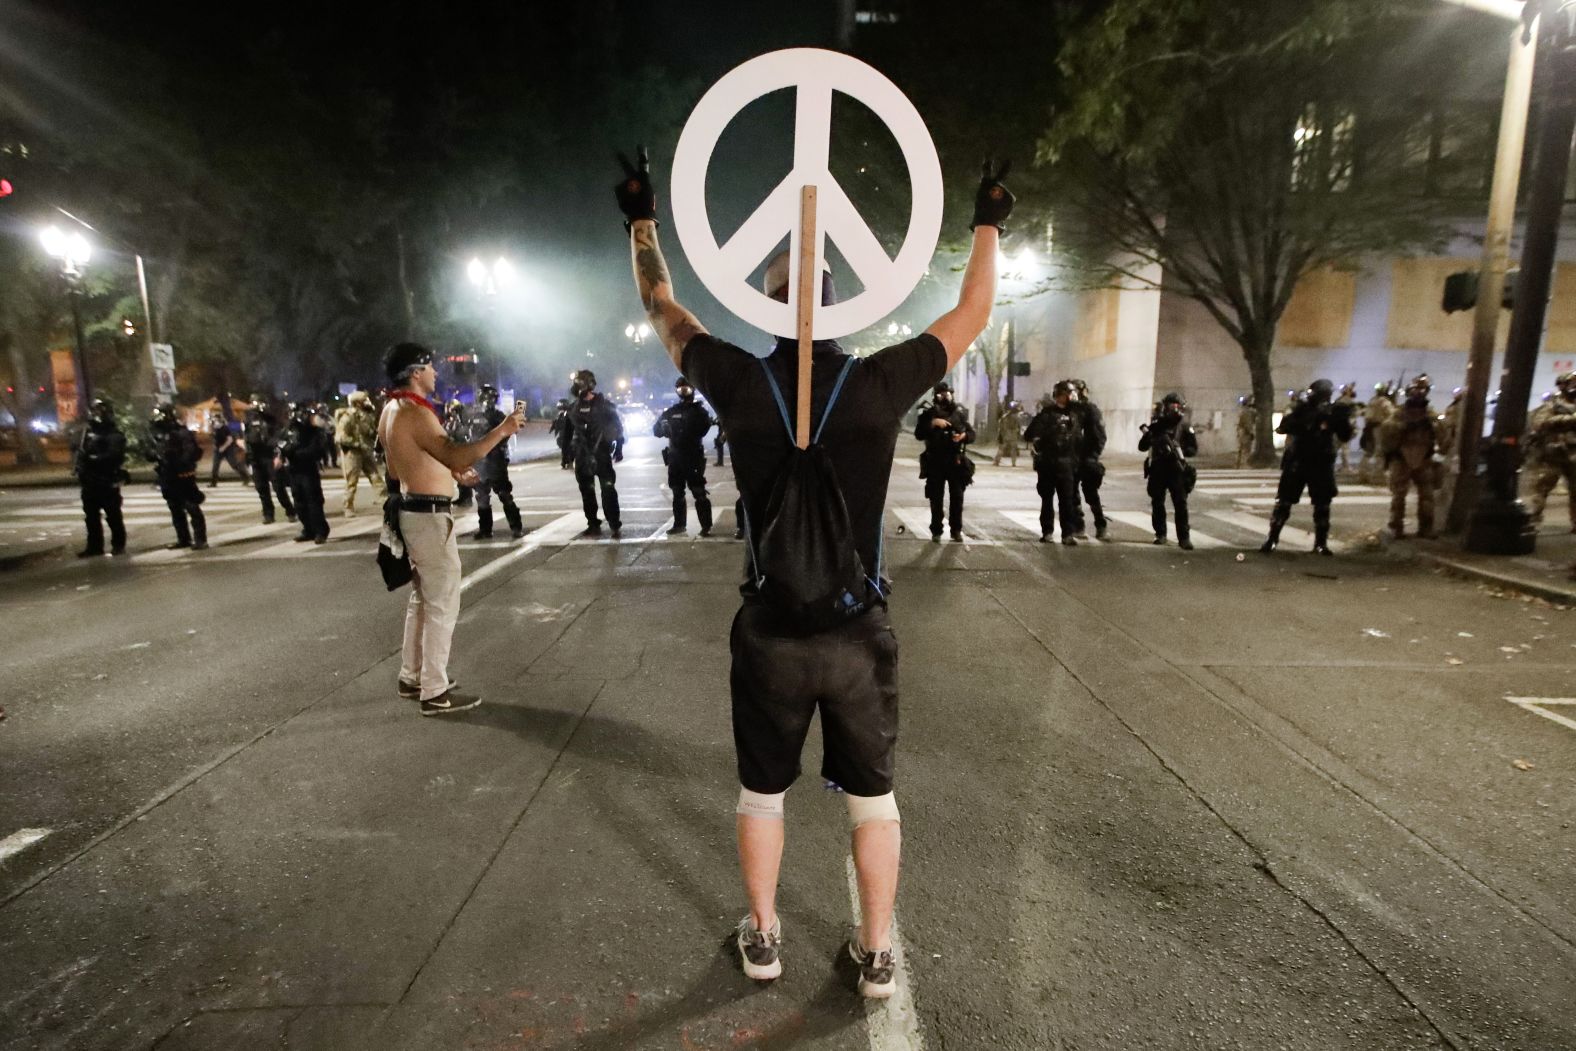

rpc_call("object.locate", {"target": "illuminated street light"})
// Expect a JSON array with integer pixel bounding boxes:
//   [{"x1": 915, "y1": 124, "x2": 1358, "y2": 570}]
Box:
[
  {"x1": 624, "y1": 322, "x2": 652, "y2": 346},
  {"x1": 39, "y1": 224, "x2": 94, "y2": 405},
  {"x1": 467, "y1": 255, "x2": 513, "y2": 296}
]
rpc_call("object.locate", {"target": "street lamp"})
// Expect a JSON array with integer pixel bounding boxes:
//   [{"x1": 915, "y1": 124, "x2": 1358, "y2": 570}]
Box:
[
  {"x1": 997, "y1": 246, "x2": 1044, "y2": 404},
  {"x1": 466, "y1": 255, "x2": 513, "y2": 387},
  {"x1": 40, "y1": 224, "x2": 94, "y2": 407},
  {"x1": 624, "y1": 322, "x2": 651, "y2": 346}
]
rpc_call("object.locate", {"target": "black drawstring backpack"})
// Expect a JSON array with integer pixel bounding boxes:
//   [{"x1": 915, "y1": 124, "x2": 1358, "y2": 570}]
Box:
[{"x1": 742, "y1": 357, "x2": 883, "y2": 633}]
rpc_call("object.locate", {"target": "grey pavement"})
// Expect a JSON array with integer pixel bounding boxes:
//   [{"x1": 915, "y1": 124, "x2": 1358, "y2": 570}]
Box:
[{"x1": 1, "y1": 437, "x2": 1573, "y2": 1050}]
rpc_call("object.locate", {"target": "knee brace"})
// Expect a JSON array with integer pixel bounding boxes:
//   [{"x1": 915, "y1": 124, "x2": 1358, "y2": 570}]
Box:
[
  {"x1": 846, "y1": 791, "x2": 900, "y2": 829},
  {"x1": 736, "y1": 787, "x2": 785, "y2": 820}
]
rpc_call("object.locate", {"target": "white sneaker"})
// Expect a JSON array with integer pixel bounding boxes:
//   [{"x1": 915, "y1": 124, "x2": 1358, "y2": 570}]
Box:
[
  {"x1": 736, "y1": 915, "x2": 782, "y2": 980},
  {"x1": 848, "y1": 937, "x2": 896, "y2": 998}
]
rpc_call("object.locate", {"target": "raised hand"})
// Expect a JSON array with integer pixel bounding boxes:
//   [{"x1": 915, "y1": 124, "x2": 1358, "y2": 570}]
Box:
[
  {"x1": 615, "y1": 145, "x2": 658, "y2": 228},
  {"x1": 970, "y1": 159, "x2": 1015, "y2": 232}
]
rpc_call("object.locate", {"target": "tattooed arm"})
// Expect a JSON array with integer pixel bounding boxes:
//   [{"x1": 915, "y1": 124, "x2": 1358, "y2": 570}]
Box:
[{"x1": 630, "y1": 219, "x2": 708, "y2": 369}]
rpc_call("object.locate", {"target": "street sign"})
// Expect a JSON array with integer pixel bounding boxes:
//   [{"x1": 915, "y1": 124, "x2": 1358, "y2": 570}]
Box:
[
  {"x1": 154, "y1": 368, "x2": 178, "y2": 396},
  {"x1": 149, "y1": 342, "x2": 175, "y2": 370},
  {"x1": 671, "y1": 48, "x2": 943, "y2": 341}
]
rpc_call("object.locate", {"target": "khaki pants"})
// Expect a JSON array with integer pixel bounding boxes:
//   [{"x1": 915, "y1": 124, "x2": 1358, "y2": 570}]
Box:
[
  {"x1": 1526, "y1": 460, "x2": 1576, "y2": 527},
  {"x1": 1388, "y1": 459, "x2": 1436, "y2": 534},
  {"x1": 399, "y1": 510, "x2": 462, "y2": 700},
  {"x1": 342, "y1": 448, "x2": 386, "y2": 512}
]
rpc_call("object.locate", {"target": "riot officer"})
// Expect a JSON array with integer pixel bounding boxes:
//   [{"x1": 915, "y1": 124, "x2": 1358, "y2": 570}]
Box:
[
  {"x1": 1235, "y1": 395, "x2": 1258, "y2": 469},
  {"x1": 244, "y1": 393, "x2": 295, "y2": 524},
  {"x1": 471, "y1": 383, "x2": 526, "y2": 540},
  {"x1": 148, "y1": 402, "x2": 207, "y2": 550},
  {"x1": 714, "y1": 425, "x2": 728, "y2": 467},
  {"x1": 1378, "y1": 375, "x2": 1439, "y2": 539},
  {"x1": 914, "y1": 381, "x2": 976, "y2": 541},
  {"x1": 550, "y1": 392, "x2": 577, "y2": 469},
  {"x1": 569, "y1": 369, "x2": 625, "y2": 537},
  {"x1": 1358, "y1": 382, "x2": 1396, "y2": 484},
  {"x1": 74, "y1": 396, "x2": 128, "y2": 557},
  {"x1": 445, "y1": 399, "x2": 476, "y2": 507},
  {"x1": 207, "y1": 407, "x2": 248, "y2": 486},
  {"x1": 1526, "y1": 370, "x2": 1576, "y2": 531},
  {"x1": 1069, "y1": 378, "x2": 1108, "y2": 540},
  {"x1": 334, "y1": 390, "x2": 386, "y2": 516},
  {"x1": 277, "y1": 401, "x2": 330, "y2": 543},
  {"x1": 1024, "y1": 381, "x2": 1082, "y2": 545},
  {"x1": 1436, "y1": 386, "x2": 1465, "y2": 471},
  {"x1": 1260, "y1": 378, "x2": 1356, "y2": 556},
  {"x1": 655, "y1": 376, "x2": 715, "y2": 536},
  {"x1": 994, "y1": 399, "x2": 1025, "y2": 467},
  {"x1": 1139, "y1": 392, "x2": 1198, "y2": 548}
]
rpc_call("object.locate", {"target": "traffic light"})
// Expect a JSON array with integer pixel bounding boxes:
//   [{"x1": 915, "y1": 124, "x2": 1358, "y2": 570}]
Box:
[
  {"x1": 0, "y1": 177, "x2": 12, "y2": 199},
  {"x1": 1442, "y1": 269, "x2": 1518, "y2": 313}
]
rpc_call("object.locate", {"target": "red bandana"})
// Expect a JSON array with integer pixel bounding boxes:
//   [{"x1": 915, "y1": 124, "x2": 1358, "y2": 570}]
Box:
[{"x1": 389, "y1": 390, "x2": 440, "y2": 417}]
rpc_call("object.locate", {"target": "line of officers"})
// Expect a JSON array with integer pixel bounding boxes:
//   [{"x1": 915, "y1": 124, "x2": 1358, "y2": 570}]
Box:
[{"x1": 71, "y1": 391, "x2": 387, "y2": 557}]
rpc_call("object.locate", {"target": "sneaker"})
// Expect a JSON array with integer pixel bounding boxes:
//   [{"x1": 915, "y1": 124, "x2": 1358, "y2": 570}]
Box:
[
  {"x1": 1062, "y1": 536, "x2": 1078, "y2": 547},
  {"x1": 733, "y1": 528, "x2": 745, "y2": 540},
  {"x1": 262, "y1": 515, "x2": 276, "y2": 525},
  {"x1": 510, "y1": 527, "x2": 525, "y2": 540},
  {"x1": 398, "y1": 677, "x2": 458, "y2": 701},
  {"x1": 293, "y1": 534, "x2": 313, "y2": 543},
  {"x1": 1073, "y1": 531, "x2": 1090, "y2": 541},
  {"x1": 110, "y1": 545, "x2": 126, "y2": 556},
  {"x1": 344, "y1": 507, "x2": 357, "y2": 518},
  {"x1": 471, "y1": 530, "x2": 493, "y2": 540},
  {"x1": 286, "y1": 513, "x2": 298, "y2": 523},
  {"x1": 420, "y1": 690, "x2": 482, "y2": 717},
  {"x1": 609, "y1": 526, "x2": 622, "y2": 539},
  {"x1": 666, "y1": 524, "x2": 686, "y2": 536},
  {"x1": 1039, "y1": 534, "x2": 1052, "y2": 544},
  {"x1": 930, "y1": 532, "x2": 941, "y2": 543},
  {"x1": 192, "y1": 541, "x2": 209, "y2": 551},
  {"x1": 950, "y1": 531, "x2": 963, "y2": 543},
  {"x1": 580, "y1": 523, "x2": 602, "y2": 537},
  {"x1": 699, "y1": 527, "x2": 712, "y2": 538},
  {"x1": 736, "y1": 916, "x2": 783, "y2": 981},
  {"x1": 1178, "y1": 538, "x2": 1194, "y2": 551},
  {"x1": 313, "y1": 537, "x2": 327, "y2": 545},
  {"x1": 1152, "y1": 536, "x2": 1166, "y2": 546},
  {"x1": 847, "y1": 938, "x2": 896, "y2": 999},
  {"x1": 1095, "y1": 524, "x2": 1108, "y2": 540}
]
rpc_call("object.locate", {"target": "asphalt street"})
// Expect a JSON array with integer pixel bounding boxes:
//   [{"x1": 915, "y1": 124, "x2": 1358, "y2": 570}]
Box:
[{"x1": 1, "y1": 436, "x2": 1573, "y2": 1050}]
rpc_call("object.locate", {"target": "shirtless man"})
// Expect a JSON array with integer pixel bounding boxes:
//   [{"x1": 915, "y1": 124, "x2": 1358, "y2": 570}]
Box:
[{"x1": 377, "y1": 342, "x2": 524, "y2": 716}]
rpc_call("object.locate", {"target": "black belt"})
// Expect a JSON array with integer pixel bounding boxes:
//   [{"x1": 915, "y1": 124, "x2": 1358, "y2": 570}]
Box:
[{"x1": 399, "y1": 495, "x2": 453, "y2": 513}]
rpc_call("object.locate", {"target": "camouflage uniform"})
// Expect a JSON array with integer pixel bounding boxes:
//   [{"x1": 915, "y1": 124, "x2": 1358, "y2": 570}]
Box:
[
  {"x1": 1525, "y1": 374, "x2": 1576, "y2": 531},
  {"x1": 1235, "y1": 403, "x2": 1258, "y2": 469},
  {"x1": 1334, "y1": 385, "x2": 1360, "y2": 471},
  {"x1": 995, "y1": 402, "x2": 1026, "y2": 466},
  {"x1": 1378, "y1": 380, "x2": 1438, "y2": 538},
  {"x1": 1358, "y1": 386, "x2": 1396, "y2": 484},
  {"x1": 335, "y1": 392, "x2": 386, "y2": 515}
]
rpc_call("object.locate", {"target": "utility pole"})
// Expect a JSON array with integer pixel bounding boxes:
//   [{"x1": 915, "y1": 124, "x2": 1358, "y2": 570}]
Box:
[
  {"x1": 1466, "y1": 3, "x2": 1576, "y2": 553},
  {"x1": 1448, "y1": 7, "x2": 1538, "y2": 532}
]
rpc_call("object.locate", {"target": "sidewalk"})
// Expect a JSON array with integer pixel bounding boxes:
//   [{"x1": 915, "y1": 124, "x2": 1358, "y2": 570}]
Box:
[{"x1": 1405, "y1": 529, "x2": 1576, "y2": 606}]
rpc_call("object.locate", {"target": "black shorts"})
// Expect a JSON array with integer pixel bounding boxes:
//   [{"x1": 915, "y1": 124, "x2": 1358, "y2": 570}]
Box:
[
  {"x1": 729, "y1": 603, "x2": 900, "y2": 797},
  {"x1": 1276, "y1": 463, "x2": 1337, "y2": 506}
]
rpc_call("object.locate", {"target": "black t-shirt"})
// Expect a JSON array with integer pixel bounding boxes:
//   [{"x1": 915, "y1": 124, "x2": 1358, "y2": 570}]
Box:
[{"x1": 682, "y1": 332, "x2": 947, "y2": 583}]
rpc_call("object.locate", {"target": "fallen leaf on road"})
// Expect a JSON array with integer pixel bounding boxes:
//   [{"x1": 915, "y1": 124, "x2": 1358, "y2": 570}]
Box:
[
  {"x1": 1445, "y1": 657, "x2": 1464, "y2": 666},
  {"x1": 1362, "y1": 628, "x2": 1391, "y2": 639},
  {"x1": 1499, "y1": 646, "x2": 1519, "y2": 653},
  {"x1": 1458, "y1": 632, "x2": 1474, "y2": 638},
  {"x1": 1512, "y1": 759, "x2": 1535, "y2": 771},
  {"x1": 122, "y1": 642, "x2": 151, "y2": 651}
]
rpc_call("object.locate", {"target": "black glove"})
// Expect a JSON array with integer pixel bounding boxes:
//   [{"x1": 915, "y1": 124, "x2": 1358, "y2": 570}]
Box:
[
  {"x1": 970, "y1": 159, "x2": 1015, "y2": 232},
  {"x1": 613, "y1": 440, "x2": 625, "y2": 463},
  {"x1": 615, "y1": 146, "x2": 658, "y2": 230}
]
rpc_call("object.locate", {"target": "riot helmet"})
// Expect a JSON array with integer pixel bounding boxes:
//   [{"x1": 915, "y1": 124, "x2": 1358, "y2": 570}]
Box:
[
  {"x1": 1557, "y1": 370, "x2": 1576, "y2": 397},
  {"x1": 1160, "y1": 392, "x2": 1185, "y2": 418},
  {"x1": 1307, "y1": 378, "x2": 1335, "y2": 406},
  {"x1": 477, "y1": 383, "x2": 499, "y2": 409},
  {"x1": 89, "y1": 397, "x2": 116, "y2": 425},
  {"x1": 1052, "y1": 380, "x2": 1073, "y2": 406},
  {"x1": 151, "y1": 402, "x2": 180, "y2": 431},
  {"x1": 932, "y1": 381, "x2": 953, "y2": 405},
  {"x1": 575, "y1": 369, "x2": 597, "y2": 394},
  {"x1": 675, "y1": 376, "x2": 695, "y2": 401}
]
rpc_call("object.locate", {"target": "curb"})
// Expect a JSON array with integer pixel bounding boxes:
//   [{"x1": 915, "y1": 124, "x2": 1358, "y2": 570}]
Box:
[
  {"x1": 0, "y1": 543, "x2": 71, "y2": 573},
  {"x1": 1416, "y1": 551, "x2": 1576, "y2": 606}
]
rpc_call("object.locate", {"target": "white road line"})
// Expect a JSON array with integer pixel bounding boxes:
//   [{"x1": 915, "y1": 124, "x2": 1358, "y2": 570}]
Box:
[
  {"x1": 999, "y1": 510, "x2": 1045, "y2": 537},
  {"x1": 890, "y1": 507, "x2": 995, "y2": 545},
  {"x1": 846, "y1": 855, "x2": 925, "y2": 1050},
  {"x1": 1103, "y1": 511, "x2": 1231, "y2": 549},
  {"x1": 461, "y1": 512, "x2": 585, "y2": 591},
  {"x1": 646, "y1": 518, "x2": 676, "y2": 540},
  {"x1": 133, "y1": 521, "x2": 296, "y2": 563},
  {"x1": 1195, "y1": 485, "x2": 1386, "y2": 496},
  {"x1": 1504, "y1": 696, "x2": 1576, "y2": 733},
  {"x1": 1205, "y1": 510, "x2": 1345, "y2": 554},
  {"x1": 0, "y1": 827, "x2": 51, "y2": 864},
  {"x1": 1232, "y1": 494, "x2": 1392, "y2": 507}
]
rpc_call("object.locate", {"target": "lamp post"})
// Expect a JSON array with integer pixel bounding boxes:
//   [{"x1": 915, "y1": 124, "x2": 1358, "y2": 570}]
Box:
[
  {"x1": 40, "y1": 224, "x2": 94, "y2": 410},
  {"x1": 997, "y1": 247, "x2": 1043, "y2": 406},
  {"x1": 1464, "y1": 1, "x2": 1576, "y2": 553},
  {"x1": 624, "y1": 322, "x2": 651, "y2": 347},
  {"x1": 467, "y1": 255, "x2": 513, "y2": 387}
]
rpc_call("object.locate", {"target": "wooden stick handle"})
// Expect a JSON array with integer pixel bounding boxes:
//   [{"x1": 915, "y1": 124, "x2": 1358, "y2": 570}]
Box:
[{"x1": 795, "y1": 185, "x2": 818, "y2": 449}]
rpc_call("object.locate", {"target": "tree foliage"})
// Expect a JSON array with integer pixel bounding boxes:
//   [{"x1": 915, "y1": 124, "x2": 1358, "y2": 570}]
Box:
[{"x1": 1039, "y1": 0, "x2": 1500, "y2": 462}]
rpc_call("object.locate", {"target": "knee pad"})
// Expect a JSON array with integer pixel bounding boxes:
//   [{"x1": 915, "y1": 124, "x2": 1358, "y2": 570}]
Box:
[
  {"x1": 736, "y1": 787, "x2": 785, "y2": 820},
  {"x1": 846, "y1": 791, "x2": 900, "y2": 829}
]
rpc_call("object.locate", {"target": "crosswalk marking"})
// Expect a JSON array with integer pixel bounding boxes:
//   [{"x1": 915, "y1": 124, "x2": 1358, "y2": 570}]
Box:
[
  {"x1": 1207, "y1": 510, "x2": 1344, "y2": 554},
  {"x1": 0, "y1": 827, "x2": 51, "y2": 863},
  {"x1": 1103, "y1": 511, "x2": 1230, "y2": 549},
  {"x1": 1232, "y1": 494, "x2": 1392, "y2": 507},
  {"x1": 1504, "y1": 696, "x2": 1576, "y2": 734},
  {"x1": 1194, "y1": 485, "x2": 1386, "y2": 497},
  {"x1": 891, "y1": 506, "x2": 996, "y2": 545}
]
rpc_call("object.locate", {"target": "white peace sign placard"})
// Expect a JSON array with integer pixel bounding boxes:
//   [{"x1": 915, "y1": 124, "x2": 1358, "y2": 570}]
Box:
[{"x1": 671, "y1": 48, "x2": 943, "y2": 341}]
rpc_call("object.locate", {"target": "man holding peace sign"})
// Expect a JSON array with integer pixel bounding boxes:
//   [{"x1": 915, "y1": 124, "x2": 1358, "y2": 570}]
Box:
[{"x1": 618, "y1": 148, "x2": 1011, "y2": 996}]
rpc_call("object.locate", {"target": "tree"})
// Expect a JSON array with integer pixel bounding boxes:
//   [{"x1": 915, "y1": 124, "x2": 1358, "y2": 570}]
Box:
[{"x1": 1039, "y1": 0, "x2": 1496, "y2": 464}]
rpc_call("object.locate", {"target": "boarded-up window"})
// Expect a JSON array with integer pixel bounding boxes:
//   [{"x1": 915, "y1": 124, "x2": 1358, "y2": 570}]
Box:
[
  {"x1": 1386, "y1": 257, "x2": 1510, "y2": 351},
  {"x1": 1075, "y1": 288, "x2": 1119, "y2": 360},
  {"x1": 1277, "y1": 267, "x2": 1357, "y2": 348},
  {"x1": 1544, "y1": 263, "x2": 1576, "y2": 353}
]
